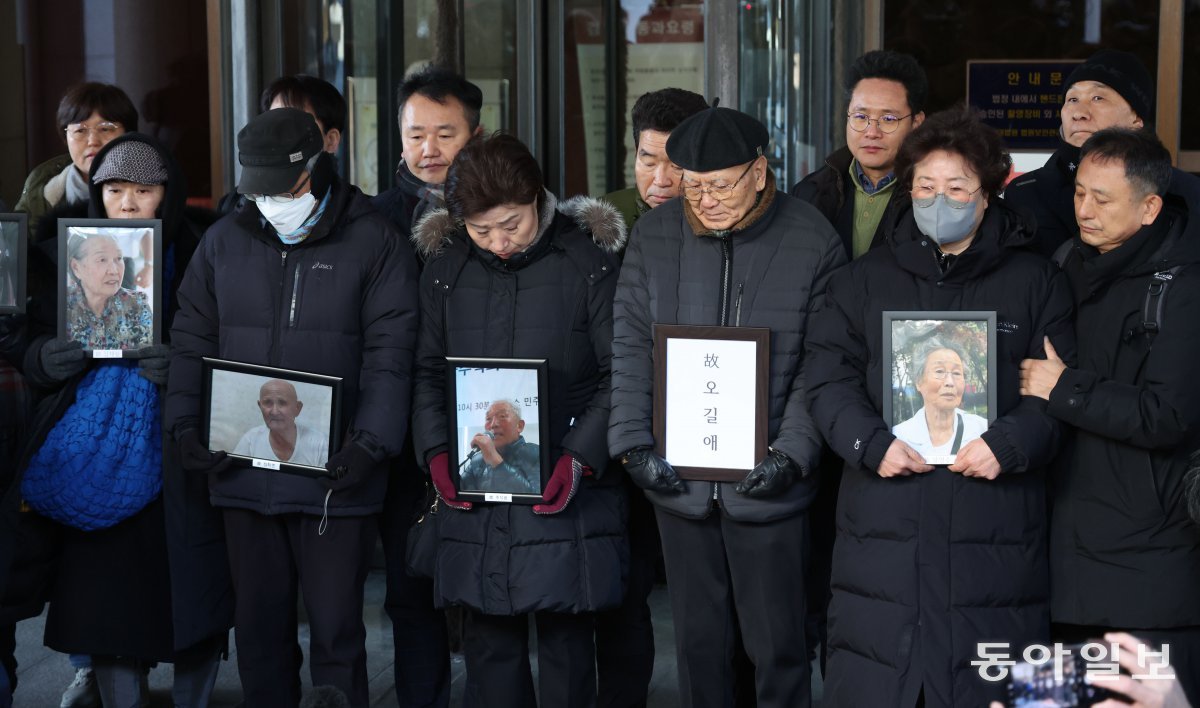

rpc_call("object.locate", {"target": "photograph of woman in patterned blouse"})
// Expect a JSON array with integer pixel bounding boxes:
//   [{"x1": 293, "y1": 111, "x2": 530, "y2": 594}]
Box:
[{"x1": 65, "y1": 230, "x2": 152, "y2": 349}]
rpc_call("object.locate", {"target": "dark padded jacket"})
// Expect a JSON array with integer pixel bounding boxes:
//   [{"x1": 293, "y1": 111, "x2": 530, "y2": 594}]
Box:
[
  {"x1": 804, "y1": 198, "x2": 1076, "y2": 708},
  {"x1": 790, "y1": 146, "x2": 898, "y2": 259},
  {"x1": 166, "y1": 175, "x2": 419, "y2": 516},
  {"x1": 609, "y1": 176, "x2": 846, "y2": 522},
  {"x1": 1048, "y1": 181, "x2": 1200, "y2": 630},
  {"x1": 411, "y1": 194, "x2": 629, "y2": 615}
]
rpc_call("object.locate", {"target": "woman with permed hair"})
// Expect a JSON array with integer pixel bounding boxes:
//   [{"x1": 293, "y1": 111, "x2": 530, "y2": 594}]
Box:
[{"x1": 804, "y1": 105, "x2": 1078, "y2": 707}]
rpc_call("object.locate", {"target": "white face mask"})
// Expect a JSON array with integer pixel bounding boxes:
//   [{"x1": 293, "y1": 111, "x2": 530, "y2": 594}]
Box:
[{"x1": 257, "y1": 193, "x2": 317, "y2": 239}]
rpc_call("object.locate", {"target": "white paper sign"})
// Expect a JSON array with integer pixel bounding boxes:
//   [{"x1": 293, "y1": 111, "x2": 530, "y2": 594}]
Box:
[
  {"x1": 663, "y1": 337, "x2": 758, "y2": 470},
  {"x1": 91, "y1": 349, "x2": 122, "y2": 359},
  {"x1": 252, "y1": 458, "x2": 281, "y2": 471}
]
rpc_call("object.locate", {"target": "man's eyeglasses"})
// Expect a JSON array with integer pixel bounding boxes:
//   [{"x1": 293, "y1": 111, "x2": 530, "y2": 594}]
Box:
[
  {"x1": 681, "y1": 161, "x2": 755, "y2": 203},
  {"x1": 846, "y1": 112, "x2": 912, "y2": 134},
  {"x1": 247, "y1": 171, "x2": 312, "y2": 204},
  {"x1": 65, "y1": 121, "x2": 122, "y2": 143}
]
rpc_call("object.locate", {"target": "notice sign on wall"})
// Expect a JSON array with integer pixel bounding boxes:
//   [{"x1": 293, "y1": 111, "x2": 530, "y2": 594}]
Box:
[{"x1": 967, "y1": 60, "x2": 1082, "y2": 150}]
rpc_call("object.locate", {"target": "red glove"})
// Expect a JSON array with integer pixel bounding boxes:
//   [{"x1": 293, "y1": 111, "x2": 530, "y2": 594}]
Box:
[
  {"x1": 534, "y1": 454, "x2": 587, "y2": 515},
  {"x1": 429, "y1": 452, "x2": 472, "y2": 510}
]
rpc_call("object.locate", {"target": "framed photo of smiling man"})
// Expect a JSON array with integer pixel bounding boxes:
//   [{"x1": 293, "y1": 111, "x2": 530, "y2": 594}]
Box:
[
  {"x1": 882, "y1": 311, "x2": 997, "y2": 465},
  {"x1": 57, "y1": 219, "x2": 161, "y2": 356}
]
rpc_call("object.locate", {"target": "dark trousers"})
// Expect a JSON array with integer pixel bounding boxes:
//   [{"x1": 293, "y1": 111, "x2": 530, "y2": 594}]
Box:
[
  {"x1": 656, "y1": 507, "x2": 810, "y2": 708},
  {"x1": 223, "y1": 509, "x2": 376, "y2": 708},
  {"x1": 464, "y1": 610, "x2": 597, "y2": 708},
  {"x1": 1054, "y1": 622, "x2": 1200, "y2": 707},
  {"x1": 595, "y1": 480, "x2": 657, "y2": 708},
  {"x1": 380, "y1": 470, "x2": 451, "y2": 707}
]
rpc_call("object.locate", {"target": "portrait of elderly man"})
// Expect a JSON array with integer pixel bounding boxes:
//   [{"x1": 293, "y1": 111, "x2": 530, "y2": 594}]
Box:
[
  {"x1": 891, "y1": 340, "x2": 988, "y2": 462},
  {"x1": 459, "y1": 399, "x2": 541, "y2": 494},
  {"x1": 233, "y1": 378, "x2": 329, "y2": 466}
]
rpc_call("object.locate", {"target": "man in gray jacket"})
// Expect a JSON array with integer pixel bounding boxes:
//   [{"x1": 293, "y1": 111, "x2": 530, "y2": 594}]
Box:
[{"x1": 608, "y1": 105, "x2": 845, "y2": 708}]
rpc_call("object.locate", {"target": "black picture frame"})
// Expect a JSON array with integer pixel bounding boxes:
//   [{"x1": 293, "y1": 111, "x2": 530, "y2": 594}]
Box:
[
  {"x1": 651, "y1": 324, "x2": 770, "y2": 482},
  {"x1": 57, "y1": 218, "x2": 162, "y2": 357},
  {"x1": 202, "y1": 357, "x2": 344, "y2": 478},
  {"x1": 881, "y1": 311, "x2": 998, "y2": 465},
  {"x1": 0, "y1": 213, "x2": 27, "y2": 315},
  {"x1": 445, "y1": 357, "x2": 551, "y2": 504}
]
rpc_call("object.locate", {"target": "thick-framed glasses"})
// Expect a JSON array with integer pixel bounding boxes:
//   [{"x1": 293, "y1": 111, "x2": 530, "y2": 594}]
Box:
[
  {"x1": 247, "y1": 171, "x2": 312, "y2": 204},
  {"x1": 928, "y1": 368, "x2": 965, "y2": 382},
  {"x1": 911, "y1": 184, "x2": 983, "y2": 209},
  {"x1": 65, "y1": 121, "x2": 122, "y2": 143},
  {"x1": 681, "y1": 161, "x2": 755, "y2": 203},
  {"x1": 846, "y1": 112, "x2": 912, "y2": 134}
]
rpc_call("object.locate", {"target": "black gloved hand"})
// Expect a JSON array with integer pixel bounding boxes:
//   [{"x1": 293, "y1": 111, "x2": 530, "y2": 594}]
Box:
[
  {"x1": 38, "y1": 337, "x2": 87, "y2": 383},
  {"x1": 320, "y1": 442, "x2": 376, "y2": 492},
  {"x1": 178, "y1": 428, "x2": 233, "y2": 475},
  {"x1": 735, "y1": 448, "x2": 804, "y2": 498},
  {"x1": 621, "y1": 447, "x2": 686, "y2": 494},
  {"x1": 128, "y1": 344, "x2": 171, "y2": 386}
]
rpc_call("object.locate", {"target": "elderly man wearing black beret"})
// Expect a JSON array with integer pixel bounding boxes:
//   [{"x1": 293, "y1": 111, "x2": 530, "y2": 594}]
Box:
[{"x1": 608, "y1": 104, "x2": 846, "y2": 707}]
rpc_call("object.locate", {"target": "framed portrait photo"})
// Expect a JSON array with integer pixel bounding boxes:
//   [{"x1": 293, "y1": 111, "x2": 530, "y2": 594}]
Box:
[
  {"x1": 652, "y1": 324, "x2": 770, "y2": 482},
  {"x1": 881, "y1": 311, "x2": 998, "y2": 465},
  {"x1": 445, "y1": 357, "x2": 551, "y2": 504},
  {"x1": 202, "y1": 358, "x2": 343, "y2": 477},
  {"x1": 57, "y1": 219, "x2": 162, "y2": 357},
  {"x1": 0, "y1": 213, "x2": 27, "y2": 315}
]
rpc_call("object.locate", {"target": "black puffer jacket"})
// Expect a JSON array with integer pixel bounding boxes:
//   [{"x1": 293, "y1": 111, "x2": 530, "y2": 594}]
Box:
[
  {"x1": 1048, "y1": 181, "x2": 1200, "y2": 630},
  {"x1": 804, "y1": 198, "x2": 1076, "y2": 707},
  {"x1": 1003, "y1": 143, "x2": 1081, "y2": 258},
  {"x1": 608, "y1": 177, "x2": 846, "y2": 521},
  {"x1": 411, "y1": 194, "x2": 629, "y2": 615},
  {"x1": 790, "y1": 146, "x2": 899, "y2": 258},
  {"x1": 166, "y1": 173, "x2": 419, "y2": 516},
  {"x1": 371, "y1": 162, "x2": 440, "y2": 254}
]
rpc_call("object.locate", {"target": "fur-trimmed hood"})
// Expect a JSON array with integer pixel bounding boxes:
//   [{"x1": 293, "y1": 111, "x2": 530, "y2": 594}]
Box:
[{"x1": 411, "y1": 191, "x2": 627, "y2": 259}]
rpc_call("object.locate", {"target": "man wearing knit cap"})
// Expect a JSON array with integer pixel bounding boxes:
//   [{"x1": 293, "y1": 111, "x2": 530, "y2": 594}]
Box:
[
  {"x1": 1006, "y1": 49, "x2": 1159, "y2": 256},
  {"x1": 166, "y1": 107, "x2": 419, "y2": 707},
  {"x1": 608, "y1": 103, "x2": 845, "y2": 707}
]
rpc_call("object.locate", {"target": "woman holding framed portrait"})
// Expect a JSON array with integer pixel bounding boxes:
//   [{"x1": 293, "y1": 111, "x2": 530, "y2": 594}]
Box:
[
  {"x1": 804, "y1": 107, "x2": 1077, "y2": 707},
  {"x1": 410, "y1": 133, "x2": 627, "y2": 707},
  {"x1": 6, "y1": 133, "x2": 224, "y2": 706}
]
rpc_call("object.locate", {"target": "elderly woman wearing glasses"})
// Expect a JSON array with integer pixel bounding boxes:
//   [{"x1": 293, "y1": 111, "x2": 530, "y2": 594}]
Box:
[
  {"x1": 804, "y1": 106, "x2": 1077, "y2": 706},
  {"x1": 15, "y1": 83, "x2": 137, "y2": 222}
]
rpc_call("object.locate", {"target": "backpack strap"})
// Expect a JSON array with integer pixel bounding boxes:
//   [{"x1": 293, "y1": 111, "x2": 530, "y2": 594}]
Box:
[
  {"x1": 950, "y1": 413, "x2": 966, "y2": 455},
  {"x1": 1142, "y1": 266, "x2": 1185, "y2": 337},
  {"x1": 1051, "y1": 240, "x2": 1073, "y2": 268}
]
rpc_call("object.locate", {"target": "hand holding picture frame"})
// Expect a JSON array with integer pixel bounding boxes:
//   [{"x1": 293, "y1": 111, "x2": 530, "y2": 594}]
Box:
[
  {"x1": 202, "y1": 358, "x2": 343, "y2": 478},
  {"x1": 57, "y1": 219, "x2": 162, "y2": 357},
  {"x1": 0, "y1": 213, "x2": 27, "y2": 315},
  {"x1": 881, "y1": 311, "x2": 997, "y2": 465},
  {"x1": 445, "y1": 357, "x2": 551, "y2": 504}
]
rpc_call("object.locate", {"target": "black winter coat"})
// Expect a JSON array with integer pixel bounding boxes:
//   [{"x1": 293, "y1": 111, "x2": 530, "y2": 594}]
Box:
[
  {"x1": 371, "y1": 162, "x2": 440, "y2": 255},
  {"x1": 1048, "y1": 185, "x2": 1200, "y2": 629},
  {"x1": 790, "y1": 146, "x2": 898, "y2": 259},
  {"x1": 410, "y1": 195, "x2": 629, "y2": 615},
  {"x1": 804, "y1": 198, "x2": 1076, "y2": 707},
  {"x1": 608, "y1": 178, "x2": 846, "y2": 522},
  {"x1": 167, "y1": 175, "x2": 419, "y2": 516}
]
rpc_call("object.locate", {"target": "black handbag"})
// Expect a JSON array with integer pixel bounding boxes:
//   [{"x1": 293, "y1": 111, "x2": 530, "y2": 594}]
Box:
[{"x1": 405, "y1": 485, "x2": 440, "y2": 579}]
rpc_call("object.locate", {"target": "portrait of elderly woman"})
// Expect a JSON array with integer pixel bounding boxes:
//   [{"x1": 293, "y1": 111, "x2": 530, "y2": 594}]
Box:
[
  {"x1": 891, "y1": 338, "x2": 989, "y2": 463},
  {"x1": 60, "y1": 225, "x2": 157, "y2": 350}
]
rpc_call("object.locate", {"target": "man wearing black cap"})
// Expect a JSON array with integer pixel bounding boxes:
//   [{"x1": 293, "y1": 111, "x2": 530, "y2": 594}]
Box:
[
  {"x1": 165, "y1": 107, "x2": 419, "y2": 707},
  {"x1": 608, "y1": 104, "x2": 845, "y2": 707},
  {"x1": 1005, "y1": 49, "x2": 1156, "y2": 256}
]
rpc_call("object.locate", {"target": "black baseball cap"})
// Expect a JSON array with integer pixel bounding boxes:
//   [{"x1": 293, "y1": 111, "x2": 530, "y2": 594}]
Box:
[{"x1": 236, "y1": 108, "x2": 324, "y2": 195}]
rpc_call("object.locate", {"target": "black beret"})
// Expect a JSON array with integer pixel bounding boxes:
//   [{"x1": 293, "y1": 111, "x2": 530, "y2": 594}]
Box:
[
  {"x1": 666, "y1": 105, "x2": 769, "y2": 172},
  {"x1": 236, "y1": 107, "x2": 324, "y2": 195},
  {"x1": 1064, "y1": 49, "x2": 1155, "y2": 123}
]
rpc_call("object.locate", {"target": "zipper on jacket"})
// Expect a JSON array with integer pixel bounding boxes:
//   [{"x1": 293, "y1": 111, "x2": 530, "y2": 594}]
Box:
[
  {"x1": 269, "y1": 249, "x2": 290, "y2": 365},
  {"x1": 718, "y1": 234, "x2": 733, "y2": 326},
  {"x1": 734, "y1": 283, "x2": 744, "y2": 327},
  {"x1": 289, "y1": 267, "x2": 302, "y2": 327}
]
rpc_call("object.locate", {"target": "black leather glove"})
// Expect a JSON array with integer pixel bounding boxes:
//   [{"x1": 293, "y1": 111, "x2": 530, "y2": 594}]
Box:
[
  {"x1": 320, "y1": 442, "x2": 376, "y2": 492},
  {"x1": 621, "y1": 447, "x2": 686, "y2": 494},
  {"x1": 127, "y1": 344, "x2": 170, "y2": 386},
  {"x1": 178, "y1": 428, "x2": 233, "y2": 475},
  {"x1": 735, "y1": 448, "x2": 804, "y2": 498},
  {"x1": 38, "y1": 337, "x2": 87, "y2": 382}
]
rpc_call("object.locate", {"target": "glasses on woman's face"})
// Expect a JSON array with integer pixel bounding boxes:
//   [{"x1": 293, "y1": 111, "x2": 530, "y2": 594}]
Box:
[
  {"x1": 928, "y1": 368, "x2": 965, "y2": 382},
  {"x1": 846, "y1": 112, "x2": 912, "y2": 134},
  {"x1": 247, "y1": 171, "x2": 312, "y2": 204},
  {"x1": 911, "y1": 183, "x2": 983, "y2": 208},
  {"x1": 681, "y1": 161, "x2": 755, "y2": 203},
  {"x1": 65, "y1": 121, "x2": 122, "y2": 143}
]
